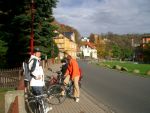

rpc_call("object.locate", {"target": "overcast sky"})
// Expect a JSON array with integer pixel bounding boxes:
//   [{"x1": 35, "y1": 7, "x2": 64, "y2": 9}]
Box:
[{"x1": 53, "y1": 0, "x2": 150, "y2": 36}]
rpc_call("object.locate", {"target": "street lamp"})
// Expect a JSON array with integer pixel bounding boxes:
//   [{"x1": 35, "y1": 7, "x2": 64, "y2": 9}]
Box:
[{"x1": 30, "y1": 0, "x2": 35, "y2": 54}]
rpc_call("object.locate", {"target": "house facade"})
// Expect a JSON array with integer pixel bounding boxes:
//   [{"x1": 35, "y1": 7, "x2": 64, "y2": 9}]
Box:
[
  {"x1": 54, "y1": 32, "x2": 77, "y2": 59},
  {"x1": 142, "y1": 35, "x2": 150, "y2": 47},
  {"x1": 63, "y1": 32, "x2": 76, "y2": 42},
  {"x1": 80, "y1": 37, "x2": 97, "y2": 59}
]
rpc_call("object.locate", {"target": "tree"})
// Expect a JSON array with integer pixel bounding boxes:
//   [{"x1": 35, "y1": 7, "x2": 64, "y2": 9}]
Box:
[
  {"x1": 0, "y1": 0, "x2": 59, "y2": 67},
  {"x1": 89, "y1": 33, "x2": 95, "y2": 43},
  {"x1": 33, "y1": 0, "x2": 59, "y2": 59},
  {"x1": 143, "y1": 43, "x2": 150, "y2": 63},
  {"x1": 111, "y1": 44, "x2": 121, "y2": 58},
  {"x1": 96, "y1": 41, "x2": 106, "y2": 58},
  {"x1": 51, "y1": 20, "x2": 81, "y2": 43},
  {"x1": 0, "y1": 0, "x2": 29, "y2": 67}
]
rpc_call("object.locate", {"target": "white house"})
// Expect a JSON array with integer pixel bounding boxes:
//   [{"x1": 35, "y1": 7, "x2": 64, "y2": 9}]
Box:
[
  {"x1": 80, "y1": 37, "x2": 97, "y2": 59},
  {"x1": 81, "y1": 37, "x2": 90, "y2": 42}
]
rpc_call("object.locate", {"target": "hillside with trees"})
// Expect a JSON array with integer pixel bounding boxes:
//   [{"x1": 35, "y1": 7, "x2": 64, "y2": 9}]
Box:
[
  {"x1": 89, "y1": 32, "x2": 149, "y2": 61},
  {"x1": 51, "y1": 20, "x2": 81, "y2": 43}
]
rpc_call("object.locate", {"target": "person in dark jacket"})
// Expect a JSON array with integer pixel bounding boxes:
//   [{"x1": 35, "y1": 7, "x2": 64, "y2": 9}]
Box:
[{"x1": 60, "y1": 58, "x2": 68, "y2": 75}]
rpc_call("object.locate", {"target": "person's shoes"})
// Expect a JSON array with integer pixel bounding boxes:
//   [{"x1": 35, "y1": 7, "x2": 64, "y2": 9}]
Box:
[
  {"x1": 75, "y1": 97, "x2": 80, "y2": 103},
  {"x1": 45, "y1": 106, "x2": 52, "y2": 113}
]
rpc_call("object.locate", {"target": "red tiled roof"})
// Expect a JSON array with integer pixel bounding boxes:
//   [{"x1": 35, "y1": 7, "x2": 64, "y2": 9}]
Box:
[{"x1": 81, "y1": 42, "x2": 96, "y2": 49}]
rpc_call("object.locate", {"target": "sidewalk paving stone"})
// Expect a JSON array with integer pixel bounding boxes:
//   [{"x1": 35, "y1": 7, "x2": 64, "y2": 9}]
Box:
[
  {"x1": 45, "y1": 64, "x2": 113, "y2": 113},
  {"x1": 49, "y1": 89, "x2": 109, "y2": 113}
]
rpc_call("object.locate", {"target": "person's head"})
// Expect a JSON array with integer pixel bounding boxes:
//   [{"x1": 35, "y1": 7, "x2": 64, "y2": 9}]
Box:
[
  {"x1": 66, "y1": 55, "x2": 72, "y2": 61},
  {"x1": 64, "y1": 51, "x2": 72, "y2": 61},
  {"x1": 33, "y1": 48, "x2": 41, "y2": 58}
]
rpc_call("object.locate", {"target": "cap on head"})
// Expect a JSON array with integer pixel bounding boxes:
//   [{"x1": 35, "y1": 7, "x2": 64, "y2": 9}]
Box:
[{"x1": 34, "y1": 48, "x2": 41, "y2": 53}]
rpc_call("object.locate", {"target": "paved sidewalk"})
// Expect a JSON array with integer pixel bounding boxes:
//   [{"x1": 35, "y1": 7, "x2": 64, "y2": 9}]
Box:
[
  {"x1": 45, "y1": 64, "x2": 113, "y2": 113},
  {"x1": 50, "y1": 89, "x2": 108, "y2": 113}
]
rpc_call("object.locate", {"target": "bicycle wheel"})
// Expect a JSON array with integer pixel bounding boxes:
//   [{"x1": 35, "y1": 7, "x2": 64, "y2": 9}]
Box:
[
  {"x1": 38, "y1": 102, "x2": 44, "y2": 113},
  {"x1": 47, "y1": 84, "x2": 66, "y2": 105},
  {"x1": 27, "y1": 99, "x2": 39, "y2": 113},
  {"x1": 27, "y1": 99, "x2": 44, "y2": 113}
]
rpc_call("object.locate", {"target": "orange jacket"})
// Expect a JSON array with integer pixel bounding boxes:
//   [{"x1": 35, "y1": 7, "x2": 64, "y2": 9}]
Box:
[{"x1": 65, "y1": 58, "x2": 80, "y2": 80}]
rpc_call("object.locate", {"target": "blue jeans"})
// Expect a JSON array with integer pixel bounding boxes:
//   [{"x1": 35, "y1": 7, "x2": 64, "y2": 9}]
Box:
[{"x1": 31, "y1": 86, "x2": 43, "y2": 95}]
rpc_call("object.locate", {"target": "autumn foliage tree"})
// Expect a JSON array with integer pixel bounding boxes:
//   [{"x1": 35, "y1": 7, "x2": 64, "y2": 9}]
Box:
[{"x1": 89, "y1": 33, "x2": 134, "y2": 59}]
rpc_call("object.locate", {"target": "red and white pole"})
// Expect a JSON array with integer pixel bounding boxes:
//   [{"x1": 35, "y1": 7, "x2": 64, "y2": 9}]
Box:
[{"x1": 30, "y1": 0, "x2": 34, "y2": 54}]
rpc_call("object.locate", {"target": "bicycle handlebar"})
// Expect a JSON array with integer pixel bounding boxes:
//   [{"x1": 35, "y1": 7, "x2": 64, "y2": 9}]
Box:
[{"x1": 27, "y1": 93, "x2": 48, "y2": 99}]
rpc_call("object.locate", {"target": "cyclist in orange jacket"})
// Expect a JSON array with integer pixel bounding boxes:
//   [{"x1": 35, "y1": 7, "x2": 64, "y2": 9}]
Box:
[{"x1": 64, "y1": 54, "x2": 81, "y2": 102}]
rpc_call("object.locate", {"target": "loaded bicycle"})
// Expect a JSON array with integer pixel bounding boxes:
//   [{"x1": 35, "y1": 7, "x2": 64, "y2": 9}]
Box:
[
  {"x1": 26, "y1": 93, "x2": 51, "y2": 113},
  {"x1": 46, "y1": 69, "x2": 82, "y2": 105},
  {"x1": 25, "y1": 72, "x2": 66, "y2": 113}
]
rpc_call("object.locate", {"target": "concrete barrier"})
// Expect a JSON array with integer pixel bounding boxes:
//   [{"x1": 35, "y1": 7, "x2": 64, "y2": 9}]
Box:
[
  {"x1": 5, "y1": 90, "x2": 26, "y2": 113},
  {"x1": 9, "y1": 96, "x2": 19, "y2": 113}
]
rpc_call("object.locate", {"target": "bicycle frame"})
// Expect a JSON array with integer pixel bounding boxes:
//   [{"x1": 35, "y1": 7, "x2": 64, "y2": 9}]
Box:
[{"x1": 51, "y1": 70, "x2": 74, "y2": 97}]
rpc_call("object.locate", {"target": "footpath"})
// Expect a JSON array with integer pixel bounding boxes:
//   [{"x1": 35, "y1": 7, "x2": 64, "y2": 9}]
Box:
[{"x1": 45, "y1": 64, "x2": 114, "y2": 113}]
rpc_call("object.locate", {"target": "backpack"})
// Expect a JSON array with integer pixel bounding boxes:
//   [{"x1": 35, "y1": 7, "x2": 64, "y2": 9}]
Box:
[{"x1": 23, "y1": 58, "x2": 37, "y2": 82}]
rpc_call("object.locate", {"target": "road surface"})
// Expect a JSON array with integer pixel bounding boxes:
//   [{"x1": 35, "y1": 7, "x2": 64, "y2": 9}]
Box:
[{"x1": 79, "y1": 60, "x2": 150, "y2": 113}]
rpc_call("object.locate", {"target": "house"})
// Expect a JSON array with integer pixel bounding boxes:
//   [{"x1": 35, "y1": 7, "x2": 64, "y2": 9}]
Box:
[
  {"x1": 132, "y1": 35, "x2": 150, "y2": 62},
  {"x1": 62, "y1": 32, "x2": 76, "y2": 42},
  {"x1": 80, "y1": 37, "x2": 97, "y2": 59},
  {"x1": 54, "y1": 32, "x2": 77, "y2": 59},
  {"x1": 142, "y1": 35, "x2": 150, "y2": 47},
  {"x1": 81, "y1": 37, "x2": 90, "y2": 42}
]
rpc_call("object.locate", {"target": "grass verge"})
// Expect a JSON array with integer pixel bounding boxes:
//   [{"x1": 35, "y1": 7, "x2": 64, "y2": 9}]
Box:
[{"x1": 99, "y1": 61, "x2": 150, "y2": 77}]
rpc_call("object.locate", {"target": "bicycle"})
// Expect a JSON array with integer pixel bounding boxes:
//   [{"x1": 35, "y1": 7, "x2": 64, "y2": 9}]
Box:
[
  {"x1": 26, "y1": 93, "x2": 50, "y2": 113},
  {"x1": 44, "y1": 70, "x2": 67, "y2": 105},
  {"x1": 46, "y1": 70, "x2": 81, "y2": 104},
  {"x1": 25, "y1": 75, "x2": 66, "y2": 110},
  {"x1": 55, "y1": 70, "x2": 82, "y2": 97}
]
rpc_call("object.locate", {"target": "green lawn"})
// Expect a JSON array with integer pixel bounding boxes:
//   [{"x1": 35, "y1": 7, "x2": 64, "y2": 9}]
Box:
[
  {"x1": 0, "y1": 88, "x2": 15, "y2": 113},
  {"x1": 99, "y1": 61, "x2": 150, "y2": 77}
]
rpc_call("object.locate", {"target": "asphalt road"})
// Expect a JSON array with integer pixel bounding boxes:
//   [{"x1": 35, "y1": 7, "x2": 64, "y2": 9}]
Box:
[{"x1": 78, "y1": 60, "x2": 150, "y2": 113}]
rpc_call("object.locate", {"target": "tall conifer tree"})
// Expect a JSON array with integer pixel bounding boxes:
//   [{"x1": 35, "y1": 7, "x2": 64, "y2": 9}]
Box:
[{"x1": 0, "y1": 0, "x2": 58, "y2": 67}]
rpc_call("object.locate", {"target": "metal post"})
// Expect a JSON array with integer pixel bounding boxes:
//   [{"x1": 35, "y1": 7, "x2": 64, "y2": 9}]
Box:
[{"x1": 30, "y1": 0, "x2": 34, "y2": 54}]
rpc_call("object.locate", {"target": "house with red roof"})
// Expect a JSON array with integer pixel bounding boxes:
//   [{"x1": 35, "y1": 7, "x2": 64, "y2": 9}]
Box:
[{"x1": 80, "y1": 37, "x2": 97, "y2": 59}]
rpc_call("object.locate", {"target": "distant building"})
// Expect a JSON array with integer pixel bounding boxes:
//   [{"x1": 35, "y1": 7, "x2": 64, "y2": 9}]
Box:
[
  {"x1": 142, "y1": 35, "x2": 150, "y2": 47},
  {"x1": 80, "y1": 37, "x2": 97, "y2": 59},
  {"x1": 133, "y1": 35, "x2": 150, "y2": 62},
  {"x1": 54, "y1": 32, "x2": 77, "y2": 59},
  {"x1": 81, "y1": 37, "x2": 89, "y2": 42},
  {"x1": 62, "y1": 32, "x2": 76, "y2": 42}
]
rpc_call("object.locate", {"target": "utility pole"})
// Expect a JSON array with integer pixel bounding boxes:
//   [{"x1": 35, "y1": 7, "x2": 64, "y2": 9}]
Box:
[{"x1": 30, "y1": 0, "x2": 34, "y2": 54}]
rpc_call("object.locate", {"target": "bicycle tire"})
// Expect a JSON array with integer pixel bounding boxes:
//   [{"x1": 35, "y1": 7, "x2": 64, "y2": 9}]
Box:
[
  {"x1": 38, "y1": 101, "x2": 44, "y2": 113},
  {"x1": 28, "y1": 98, "x2": 45, "y2": 113},
  {"x1": 28, "y1": 99, "x2": 39, "y2": 113},
  {"x1": 47, "y1": 84, "x2": 66, "y2": 105}
]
